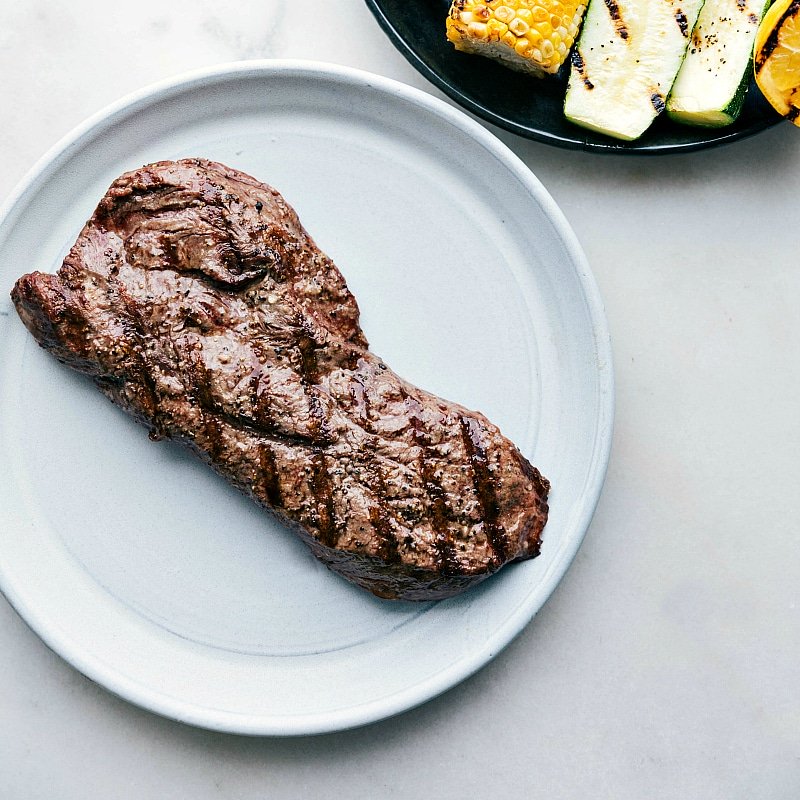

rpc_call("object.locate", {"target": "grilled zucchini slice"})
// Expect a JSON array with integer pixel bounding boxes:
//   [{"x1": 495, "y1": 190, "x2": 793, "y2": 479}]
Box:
[
  {"x1": 564, "y1": 0, "x2": 706, "y2": 140},
  {"x1": 667, "y1": 0, "x2": 771, "y2": 127}
]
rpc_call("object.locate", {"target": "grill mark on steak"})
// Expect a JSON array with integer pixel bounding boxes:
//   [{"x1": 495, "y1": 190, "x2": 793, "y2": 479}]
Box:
[
  {"x1": 295, "y1": 316, "x2": 320, "y2": 384},
  {"x1": 459, "y1": 416, "x2": 507, "y2": 565},
  {"x1": 215, "y1": 399, "x2": 327, "y2": 450},
  {"x1": 404, "y1": 393, "x2": 459, "y2": 576},
  {"x1": 104, "y1": 275, "x2": 161, "y2": 427},
  {"x1": 10, "y1": 159, "x2": 550, "y2": 600},
  {"x1": 368, "y1": 505, "x2": 400, "y2": 563},
  {"x1": 309, "y1": 452, "x2": 337, "y2": 548},
  {"x1": 417, "y1": 449, "x2": 459, "y2": 575},
  {"x1": 305, "y1": 389, "x2": 333, "y2": 446},
  {"x1": 202, "y1": 413, "x2": 225, "y2": 461},
  {"x1": 366, "y1": 459, "x2": 402, "y2": 565},
  {"x1": 346, "y1": 383, "x2": 401, "y2": 563},
  {"x1": 258, "y1": 444, "x2": 283, "y2": 507},
  {"x1": 349, "y1": 374, "x2": 371, "y2": 429}
]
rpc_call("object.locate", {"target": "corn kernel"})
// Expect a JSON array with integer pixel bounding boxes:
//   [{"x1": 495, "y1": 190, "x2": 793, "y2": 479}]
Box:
[
  {"x1": 468, "y1": 20, "x2": 489, "y2": 38},
  {"x1": 515, "y1": 37, "x2": 531, "y2": 55},
  {"x1": 516, "y1": 8, "x2": 533, "y2": 22},
  {"x1": 509, "y1": 17, "x2": 530, "y2": 35},
  {"x1": 502, "y1": 30, "x2": 518, "y2": 47},
  {"x1": 493, "y1": 5, "x2": 516, "y2": 23},
  {"x1": 532, "y1": 6, "x2": 549, "y2": 22},
  {"x1": 459, "y1": 11, "x2": 474, "y2": 23},
  {"x1": 541, "y1": 39, "x2": 555, "y2": 58},
  {"x1": 486, "y1": 17, "x2": 508, "y2": 36},
  {"x1": 550, "y1": 14, "x2": 561, "y2": 27},
  {"x1": 474, "y1": 5, "x2": 491, "y2": 20}
]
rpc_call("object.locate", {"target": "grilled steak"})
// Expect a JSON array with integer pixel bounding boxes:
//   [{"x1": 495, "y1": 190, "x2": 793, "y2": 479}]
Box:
[{"x1": 11, "y1": 159, "x2": 549, "y2": 600}]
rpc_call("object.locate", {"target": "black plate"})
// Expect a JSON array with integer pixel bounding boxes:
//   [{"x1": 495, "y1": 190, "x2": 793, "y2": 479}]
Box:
[{"x1": 365, "y1": 0, "x2": 783, "y2": 153}]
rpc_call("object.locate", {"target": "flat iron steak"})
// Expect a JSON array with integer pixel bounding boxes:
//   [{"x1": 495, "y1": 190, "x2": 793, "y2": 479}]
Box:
[{"x1": 11, "y1": 159, "x2": 549, "y2": 600}]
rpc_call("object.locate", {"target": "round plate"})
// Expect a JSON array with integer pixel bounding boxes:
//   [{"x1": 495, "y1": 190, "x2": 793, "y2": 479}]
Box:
[
  {"x1": 0, "y1": 60, "x2": 613, "y2": 735},
  {"x1": 365, "y1": 0, "x2": 784, "y2": 153}
]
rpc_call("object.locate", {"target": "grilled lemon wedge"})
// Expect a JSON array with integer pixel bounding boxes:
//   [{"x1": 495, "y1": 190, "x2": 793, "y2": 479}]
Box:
[{"x1": 754, "y1": 0, "x2": 800, "y2": 124}]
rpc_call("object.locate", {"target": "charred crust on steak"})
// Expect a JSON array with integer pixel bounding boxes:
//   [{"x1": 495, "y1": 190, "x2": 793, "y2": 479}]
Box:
[{"x1": 11, "y1": 158, "x2": 549, "y2": 600}]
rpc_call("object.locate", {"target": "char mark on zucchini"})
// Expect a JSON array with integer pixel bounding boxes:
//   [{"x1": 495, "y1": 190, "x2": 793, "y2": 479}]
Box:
[
  {"x1": 603, "y1": 0, "x2": 630, "y2": 39},
  {"x1": 570, "y1": 48, "x2": 595, "y2": 89},
  {"x1": 650, "y1": 92, "x2": 667, "y2": 113},
  {"x1": 675, "y1": 9, "x2": 690, "y2": 36}
]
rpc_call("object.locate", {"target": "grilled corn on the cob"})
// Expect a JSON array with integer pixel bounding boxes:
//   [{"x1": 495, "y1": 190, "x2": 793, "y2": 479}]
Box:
[{"x1": 446, "y1": 0, "x2": 587, "y2": 76}]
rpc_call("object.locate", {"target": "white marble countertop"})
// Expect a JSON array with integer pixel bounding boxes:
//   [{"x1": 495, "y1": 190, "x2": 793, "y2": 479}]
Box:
[{"x1": 1, "y1": 1, "x2": 798, "y2": 797}]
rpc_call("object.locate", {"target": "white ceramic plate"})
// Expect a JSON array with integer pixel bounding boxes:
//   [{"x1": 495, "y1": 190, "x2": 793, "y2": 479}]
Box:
[{"x1": 0, "y1": 61, "x2": 613, "y2": 735}]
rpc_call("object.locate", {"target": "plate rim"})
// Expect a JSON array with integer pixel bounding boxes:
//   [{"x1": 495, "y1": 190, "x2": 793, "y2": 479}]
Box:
[
  {"x1": 0, "y1": 59, "x2": 615, "y2": 735},
  {"x1": 363, "y1": 0, "x2": 784, "y2": 154}
]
